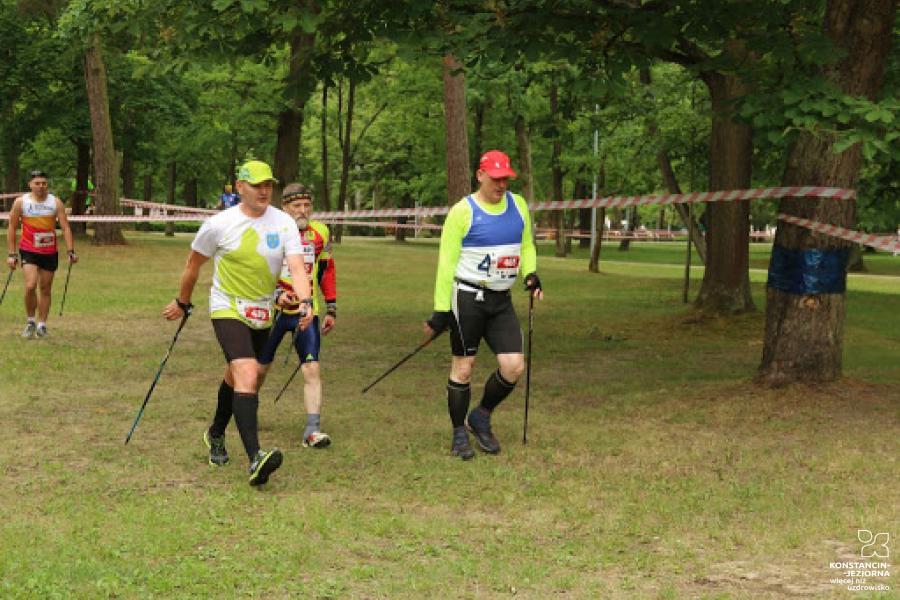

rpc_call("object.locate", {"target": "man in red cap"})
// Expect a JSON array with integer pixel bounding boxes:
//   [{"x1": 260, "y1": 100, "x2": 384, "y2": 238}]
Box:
[{"x1": 424, "y1": 150, "x2": 544, "y2": 460}]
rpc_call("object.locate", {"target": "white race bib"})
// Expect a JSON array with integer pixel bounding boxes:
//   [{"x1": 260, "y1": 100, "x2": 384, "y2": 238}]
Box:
[
  {"x1": 234, "y1": 298, "x2": 274, "y2": 328},
  {"x1": 33, "y1": 231, "x2": 56, "y2": 249}
]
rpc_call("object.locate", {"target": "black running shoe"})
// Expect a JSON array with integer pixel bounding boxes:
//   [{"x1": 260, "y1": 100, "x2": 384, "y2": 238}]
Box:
[
  {"x1": 466, "y1": 407, "x2": 500, "y2": 454},
  {"x1": 451, "y1": 427, "x2": 475, "y2": 461},
  {"x1": 204, "y1": 430, "x2": 229, "y2": 466},
  {"x1": 248, "y1": 448, "x2": 283, "y2": 486}
]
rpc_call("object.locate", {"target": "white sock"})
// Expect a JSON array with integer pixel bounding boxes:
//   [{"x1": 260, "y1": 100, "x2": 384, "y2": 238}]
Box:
[{"x1": 37, "y1": 321, "x2": 45, "y2": 328}]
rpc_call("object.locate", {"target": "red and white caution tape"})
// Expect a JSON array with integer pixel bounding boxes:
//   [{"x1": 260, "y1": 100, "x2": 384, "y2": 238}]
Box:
[
  {"x1": 777, "y1": 214, "x2": 898, "y2": 253},
  {"x1": 312, "y1": 186, "x2": 855, "y2": 219},
  {"x1": 120, "y1": 198, "x2": 219, "y2": 214},
  {"x1": 0, "y1": 212, "x2": 210, "y2": 222}
]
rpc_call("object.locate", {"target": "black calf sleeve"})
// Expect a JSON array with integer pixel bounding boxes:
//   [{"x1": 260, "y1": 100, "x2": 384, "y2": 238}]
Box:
[
  {"x1": 232, "y1": 392, "x2": 260, "y2": 459},
  {"x1": 209, "y1": 380, "x2": 233, "y2": 437},
  {"x1": 447, "y1": 380, "x2": 471, "y2": 429},
  {"x1": 480, "y1": 369, "x2": 516, "y2": 412}
]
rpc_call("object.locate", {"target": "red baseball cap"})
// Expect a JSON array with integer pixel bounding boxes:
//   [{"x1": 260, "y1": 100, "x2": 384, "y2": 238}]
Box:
[{"x1": 478, "y1": 150, "x2": 517, "y2": 179}]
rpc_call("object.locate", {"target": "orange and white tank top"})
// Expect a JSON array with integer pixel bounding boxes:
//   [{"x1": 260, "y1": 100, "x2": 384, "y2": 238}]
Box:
[{"x1": 20, "y1": 193, "x2": 59, "y2": 254}]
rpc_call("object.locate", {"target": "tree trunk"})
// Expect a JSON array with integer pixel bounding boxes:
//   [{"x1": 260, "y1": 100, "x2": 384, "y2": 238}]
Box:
[
  {"x1": 589, "y1": 164, "x2": 606, "y2": 273},
  {"x1": 185, "y1": 178, "x2": 198, "y2": 208},
  {"x1": 70, "y1": 140, "x2": 90, "y2": 235},
  {"x1": 122, "y1": 148, "x2": 135, "y2": 199},
  {"x1": 549, "y1": 82, "x2": 567, "y2": 257},
  {"x1": 695, "y1": 57, "x2": 753, "y2": 312},
  {"x1": 143, "y1": 173, "x2": 152, "y2": 202},
  {"x1": 658, "y1": 150, "x2": 707, "y2": 263},
  {"x1": 618, "y1": 207, "x2": 638, "y2": 251},
  {"x1": 334, "y1": 78, "x2": 356, "y2": 243},
  {"x1": 273, "y1": 31, "x2": 315, "y2": 206},
  {"x1": 759, "y1": 0, "x2": 896, "y2": 385},
  {"x1": 470, "y1": 99, "x2": 487, "y2": 190},
  {"x1": 165, "y1": 161, "x2": 176, "y2": 237},
  {"x1": 319, "y1": 83, "x2": 331, "y2": 211},
  {"x1": 443, "y1": 54, "x2": 470, "y2": 205},
  {"x1": 514, "y1": 114, "x2": 535, "y2": 204},
  {"x1": 1, "y1": 101, "x2": 21, "y2": 210},
  {"x1": 84, "y1": 34, "x2": 124, "y2": 245}
]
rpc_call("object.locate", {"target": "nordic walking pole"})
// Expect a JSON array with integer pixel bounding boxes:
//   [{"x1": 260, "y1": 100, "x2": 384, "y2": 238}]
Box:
[
  {"x1": 125, "y1": 306, "x2": 192, "y2": 444},
  {"x1": 274, "y1": 361, "x2": 302, "y2": 404},
  {"x1": 58, "y1": 260, "x2": 74, "y2": 316},
  {"x1": 0, "y1": 269, "x2": 13, "y2": 306},
  {"x1": 274, "y1": 307, "x2": 310, "y2": 404},
  {"x1": 523, "y1": 293, "x2": 535, "y2": 445},
  {"x1": 362, "y1": 329, "x2": 445, "y2": 394}
]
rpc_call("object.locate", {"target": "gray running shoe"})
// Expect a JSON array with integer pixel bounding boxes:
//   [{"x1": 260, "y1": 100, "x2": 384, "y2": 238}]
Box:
[
  {"x1": 35, "y1": 324, "x2": 48, "y2": 338},
  {"x1": 204, "y1": 430, "x2": 229, "y2": 466},
  {"x1": 466, "y1": 407, "x2": 501, "y2": 454},
  {"x1": 22, "y1": 322, "x2": 36, "y2": 339},
  {"x1": 451, "y1": 427, "x2": 475, "y2": 461},
  {"x1": 248, "y1": 448, "x2": 283, "y2": 486}
]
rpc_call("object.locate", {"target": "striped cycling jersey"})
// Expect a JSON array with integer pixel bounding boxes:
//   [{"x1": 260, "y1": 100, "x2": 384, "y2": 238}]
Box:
[
  {"x1": 19, "y1": 193, "x2": 60, "y2": 254},
  {"x1": 276, "y1": 220, "x2": 336, "y2": 316},
  {"x1": 433, "y1": 191, "x2": 537, "y2": 311}
]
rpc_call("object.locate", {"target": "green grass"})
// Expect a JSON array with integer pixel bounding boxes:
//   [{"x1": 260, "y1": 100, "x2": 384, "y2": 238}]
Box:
[{"x1": 0, "y1": 234, "x2": 897, "y2": 598}]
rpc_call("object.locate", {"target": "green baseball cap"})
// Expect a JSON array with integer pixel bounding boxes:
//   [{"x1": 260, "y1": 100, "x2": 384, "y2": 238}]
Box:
[{"x1": 237, "y1": 160, "x2": 277, "y2": 184}]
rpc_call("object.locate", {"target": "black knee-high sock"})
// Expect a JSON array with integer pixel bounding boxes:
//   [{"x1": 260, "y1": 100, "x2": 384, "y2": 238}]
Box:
[
  {"x1": 480, "y1": 369, "x2": 516, "y2": 412},
  {"x1": 232, "y1": 392, "x2": 260, "y2": 459},
  {"x1": 209, "y1": 380, "x2": 233, "y2": 437},
  {"x1": 447, "y1": 380, "x2": 470, "y2": 428}
]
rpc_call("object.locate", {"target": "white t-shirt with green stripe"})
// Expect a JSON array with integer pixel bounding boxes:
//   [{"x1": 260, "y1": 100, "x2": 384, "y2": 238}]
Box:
[{"x1": 192, "y1": 205, "x2": 303, "y2": 328}]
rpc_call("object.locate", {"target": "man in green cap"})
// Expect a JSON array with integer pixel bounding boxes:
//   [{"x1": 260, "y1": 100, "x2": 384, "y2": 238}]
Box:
[{"x1": 163, "y1": 160, "x2": 314, "y2": 486}]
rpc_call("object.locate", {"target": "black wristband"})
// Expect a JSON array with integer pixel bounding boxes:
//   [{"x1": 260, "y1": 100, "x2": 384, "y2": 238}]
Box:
[
  {"x1": 427, "y1": 311, "x2": 452, "y2": 333},
  {"x1": 175, "y1": 298, "x2": 194, "y2": 315},
  {"x1": 326, "y1": 301, "x2": 336, "y2": 317},
  {"x1": 524, "y1": 272, "x2": 542, "y2": 292},
  {"x1": 8, "y1": 253, "x2": 17, "y2": 258}
]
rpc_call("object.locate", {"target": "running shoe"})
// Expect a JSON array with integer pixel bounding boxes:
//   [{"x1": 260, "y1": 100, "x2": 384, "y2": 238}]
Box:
[
  {"x1": 248, "y1": 448, "x2": 283, "y2": 486},
  {"x1": 22, "y1": 322, "x2": 36, "y2": 339},
  {"x1": 466, "y1": 407, "x2": 501, "y2": 454},
  {"x1": 302, "y1": 431, "x2": 331, "y2": 448},
  {"x1": 203, "y1": 429, "x2": 229, "y2": 466},
  {"x1": 451, "y1": 427, "x2": 475, "y2": 461}
]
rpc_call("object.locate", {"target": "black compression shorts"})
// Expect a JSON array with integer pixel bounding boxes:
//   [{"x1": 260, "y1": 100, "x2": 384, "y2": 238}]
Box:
[
  {"x1": 212, "y1": 318, "x2": 271, "y2": 362},
  {"x1": 449, "y1": 283, "x2": 523, "y2": 357},
  {"x1": 19, "y1": 249, "x2": 59, "y2": 272}
]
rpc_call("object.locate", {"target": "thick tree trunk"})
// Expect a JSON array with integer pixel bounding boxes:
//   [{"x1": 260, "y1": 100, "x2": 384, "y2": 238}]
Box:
[
  {"x1": 695, "y1": 60, "x2": 753, "y2": 312},
  {"x1": 273, "y1": 31, "x2": 315, "y2": 206},
  {"x1": 514, "y1": 114, "x2": 535, "y2": 204},
  {"x1": 759, "y1": 0, "x2": 896, "y2": 385},
  {"x1": 618, "y1": 208, "x2": 638, "y2": 251},
  {"x1": 84, "y1": 34, "x2": 124, "y2": 245},
  {"x1": 165, "y1": 161, "x2": 176, "y2": 237},
  {"x1": 442, "y1": 54, "x2": 470, "y2": 205},
  {"x1": 334, "y1": 78, "x2": 355, "y2": 243},
  {"x1": 70, "y1": 141, "x2": 90, "y2": 234},
  {"x1": 319, "y1": 84, "x2": 331, "y2": 211},
  {"x1": 658, "y1": 151, "x2": 707, "y2": 263}
]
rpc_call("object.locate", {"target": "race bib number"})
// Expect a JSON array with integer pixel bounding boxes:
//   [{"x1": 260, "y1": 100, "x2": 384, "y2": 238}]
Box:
[
  {"x1": 301, "y1": 243, "x2": 316, "y2": 278},
  {"x1": 477, "y1": 253, "x2": 520, "y2": 280},
  {"x1": 235, "y1": 298, "x2": 273, "y2": 328},
  {"x1": 33, "y1": 232, "x2": 56, "y2": 249}
]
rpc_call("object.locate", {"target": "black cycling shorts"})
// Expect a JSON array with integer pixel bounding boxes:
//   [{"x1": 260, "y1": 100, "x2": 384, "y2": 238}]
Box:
[
  {"x1": 212, "y1": 318, "x2": 271, "y2": 362},
  {"x1": 19, "y1": 249, "x2": 58, "y2": 272},
  {"x1": 449, "y1": 283, "x2": 523, "y2": 357}
]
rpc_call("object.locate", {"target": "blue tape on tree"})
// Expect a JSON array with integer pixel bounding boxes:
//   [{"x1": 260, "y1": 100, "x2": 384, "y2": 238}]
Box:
[{"x1": 767, "y1": 245, "x2": 849, "y2": 295}]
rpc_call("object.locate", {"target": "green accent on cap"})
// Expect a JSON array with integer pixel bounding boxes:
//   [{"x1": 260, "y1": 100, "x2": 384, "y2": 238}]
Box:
[{"x1": 237, "y1": 160, "x2": 277, "y2": 184}]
